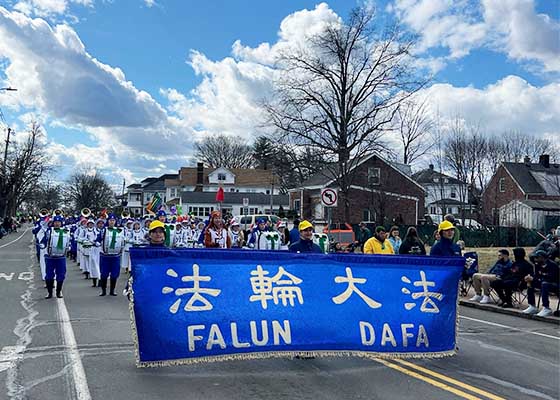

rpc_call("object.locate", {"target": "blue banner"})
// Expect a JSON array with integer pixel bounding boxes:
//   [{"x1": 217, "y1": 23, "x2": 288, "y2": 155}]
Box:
[{"x1": 129, "y1": 249, "x2": 464, "y2": 367}]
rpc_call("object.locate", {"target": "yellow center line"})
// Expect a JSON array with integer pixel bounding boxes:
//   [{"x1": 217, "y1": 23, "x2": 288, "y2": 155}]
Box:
[
  {"x1": 393, "y1": 359, "x2": 506, "y2": 400},
  {"x1": 374, "y1": 358, "x2": 482, "y2": 400}
]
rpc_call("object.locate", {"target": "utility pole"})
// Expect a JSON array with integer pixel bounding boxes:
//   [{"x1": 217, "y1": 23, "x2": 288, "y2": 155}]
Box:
[{"x1": 2, "y1": 127, "x2": 11, "y2": 178}]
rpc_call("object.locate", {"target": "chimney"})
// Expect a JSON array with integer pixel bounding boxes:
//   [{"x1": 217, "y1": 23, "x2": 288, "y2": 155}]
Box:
[
  {"x1": 429, "y1": 164, "x2": 434, "y2": 170},
  {"x1": 523, "y1": 156, "x2": 531, "y2": 166},
  {"x1": 539, "y1": 154, "x2": 550, "y2": 168},
  {"x1": 195, "y1": 162, "x2": 204, "y2": 192}
]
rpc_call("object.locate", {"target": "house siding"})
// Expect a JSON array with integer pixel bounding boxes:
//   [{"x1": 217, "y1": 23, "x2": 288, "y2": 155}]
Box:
[{"x1": 482, "y1": 165, "x2": 524, "y2": 222}]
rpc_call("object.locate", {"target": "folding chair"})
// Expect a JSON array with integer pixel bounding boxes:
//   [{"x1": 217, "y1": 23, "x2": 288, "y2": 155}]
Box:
[{"x1": 460, "y1": 252, "x2": 478, "y2": 296}]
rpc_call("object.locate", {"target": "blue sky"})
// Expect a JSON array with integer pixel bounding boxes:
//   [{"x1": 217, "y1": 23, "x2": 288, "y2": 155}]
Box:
[{"x1": 0, "y1": 0, "x2": 558, "y2": 187}]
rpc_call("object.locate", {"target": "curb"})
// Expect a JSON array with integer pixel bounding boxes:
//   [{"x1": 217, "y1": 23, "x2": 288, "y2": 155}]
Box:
[{"x1": 459, "y1": 300, "x2": 560, "y2": 325}]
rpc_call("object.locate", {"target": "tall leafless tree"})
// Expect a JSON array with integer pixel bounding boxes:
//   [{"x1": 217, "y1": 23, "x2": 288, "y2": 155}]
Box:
[
  {"x1": 195, "y1": 135, "x2": 255, "y2": 169},
  {"x1": 266, "y1": 7, "x2": 427, "y2": 221},
  {"x1": 64, "y1": 170, "x2": 116, "y2": 212},
  {"x1": 395, "y1": 97, "x2": 433, "y2": 165},
  {"x1": 0, "y1": 122, "x2": 49, "y2": 217}
]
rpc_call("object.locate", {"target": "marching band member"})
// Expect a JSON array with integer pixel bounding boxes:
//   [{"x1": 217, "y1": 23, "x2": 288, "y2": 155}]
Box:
[
  {"x1": 173, "y1": 222, "x2": 188, "y2": 248},
  {"x1": 120, "y1": 219, "x2": 134, "y2": 271},
  {"x1": 204, "y1": 211, "x2": 231, "y2": 249},
  {"x1": 276, "y1": 220, "x2": 290, "y2": 250},
  {"x1": 129, "y1": 221, "x2": 148, "y2": 247},
  {"x1": 193, "y1": 221, "x2": 205, "y2": 247},
  {"x1": 157, "y1": 210, "x2": 175, "y2": 247},
  {"x1": 247, "y1": 218, "x2": 270, "y2": 250},
  {"x1": 41, "y1": 215, "x2": 70, "y2": 298},
  {"x1": 68, "y1": 219, "x2": 78, "y2": 262},
  {"x1": 75, "y1": 218, "x2": 88, "y2": 269},
  {"x1": 228, "y1": 218, "x2": 244, "y2": 248},
  {"x1": 88, "y1": 219, "x2": 104, "y2": 287},
  {"x1": 96, "y1": 214, "x2": 125, "y2": 296},
  {"x1": 80, "y1": 220, "x2": 97, "y2": 281},
  {"x1": 32, "y1": 215, "x2": 49, "y2": 279}
]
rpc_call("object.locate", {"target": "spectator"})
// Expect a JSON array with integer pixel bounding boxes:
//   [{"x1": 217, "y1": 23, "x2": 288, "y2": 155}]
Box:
[
  {"x1": 432, "y1": 229, "x2": 440, "y2": 246},
  {"x1": 289, "y1": 220, "x2": 323, "y2": 253},
  {"x1": 444, "y1": 214, "x2": 461, "y2": 244},
  {"x1": 363, "y1": 226, "x2": 394, "y2": 255},
  {"x1": 289, "y1": 219, "x2": 301, "y2": 246},
  {"x1": 398, "y1": 227, "x2": 426, "y2": 255},
  {"x1": 470, "y1": 249, "x2": 512, "y2": 304},
  {"x1": 429, "y1": 221, "x2": 462, "y2": 257},
  {"x1": 490, "y1": 248, "x2": 533, "y2": 308},
  {"x1": 522, "y1": 250, "x2": 560, "y2": 317},
  {"x1": 356, "y1": 222, "x2": 372, "y2": 252},
  {"x1": 388, "y1": 226, "x2": 402, "y2": 254}
]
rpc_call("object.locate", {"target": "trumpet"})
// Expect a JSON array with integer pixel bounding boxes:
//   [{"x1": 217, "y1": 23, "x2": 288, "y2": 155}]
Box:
[
  {"x1": 81, "y1": 208, "x2": 92, "y2": 218},
  {"x1": 39, "y1": 208, "x2": 50, "y2": 218}
]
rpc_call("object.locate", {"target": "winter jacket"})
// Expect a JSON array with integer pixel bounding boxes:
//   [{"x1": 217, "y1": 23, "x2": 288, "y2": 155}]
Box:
[
  {"x1": 289, "y1": 239, "x2": 323, "y2": 253},
  {"x1": 488, "y1": 259, "x2": 513, "y2": 277},
  {"x1": 429, "y1": 237, "x2": 462, "y2": 257},
  {"x1": 399, "y1": 238, "x2": 426, "y2": 255},
  {"x1": 363, "y1": 237, "x2": 394, "y2": 255}
]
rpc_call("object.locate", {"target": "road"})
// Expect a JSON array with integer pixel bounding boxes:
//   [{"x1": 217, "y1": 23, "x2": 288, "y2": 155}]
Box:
[{"x1": 1, "y1": 228, "x2": 558, "y2": 400}]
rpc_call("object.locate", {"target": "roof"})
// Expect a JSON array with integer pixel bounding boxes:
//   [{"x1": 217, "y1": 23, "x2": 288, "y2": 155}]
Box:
[
  {"x1": 178, "y1": 191, "x2": 289, "y2": 206},
  {"x1": 412, "y1": 168, "x2": 465, "y2": 185},
  {"x1": 138, "y1": 174, "x2": 179, "y2": 191},
  {"x1": 503, "y1": 162, "x2": 560, "y2": 195},
  {"x1": 520, "y1": 199, "x2": 560, "y2": 211},
  {"x1": 300, "y1": 154, "x2": 416, "y2": 188},
  {"x1": 430, "y1": 198, "x2": 468, "y2": 206},
  {"x1": 168, "y1": 167, "x2": 279, "y2": 187},
  {"x1": 127, "y1": 183, "x2": 141, "y2": 190}
]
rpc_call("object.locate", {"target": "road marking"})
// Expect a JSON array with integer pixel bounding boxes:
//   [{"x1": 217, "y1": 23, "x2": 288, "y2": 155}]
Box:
[
  {"x1": 374, "y1": 358, "x2": 483, "y2": 400},
  {"x1": 460, "y1": 316, "x2": 560, "y2": 340},
  {"x1": 0, "y1": 228, "x2": 29, "y2": 249},
  {"x1": 0, "y1": 346, "x2": 25, "y2": 372},
  {"x1": 393, "y1": 359, "x2": 506, "y2": 400},
  {"x1": 56, "y1": 298, "x2": 92, "y2": 400}
]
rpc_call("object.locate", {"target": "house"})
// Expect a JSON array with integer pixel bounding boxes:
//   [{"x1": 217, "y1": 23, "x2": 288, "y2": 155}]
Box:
[
  {"x1": 125, "y1": 174, "x2": 178, "y2": 217},
  {"x1": 288, "y1": 154, "x2": 425, "y2": 225},
  {"x1": 482, "y1": 155, "x2": 560, "y2": 230},
  {"x1": 412, "y1": 165, "x2": 476, "y2": 224}
]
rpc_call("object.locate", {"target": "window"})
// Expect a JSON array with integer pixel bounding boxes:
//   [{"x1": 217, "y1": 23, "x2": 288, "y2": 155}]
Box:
[
  {"x1": 429, "y1": 206, "x2": 437, "y2": 214},
  {"x1": 169, "y1": 188, "x2": 177, "y2": 198},
  {"x1": 368, "y1": 167, "x2": 380, "y2": 186},
  {"x1": 450, "y1": 191, "x2": 457, "y2": 198},
  {"x1": 188, "y1": 206, "x2": 214, "y2": 217},
  {"x1": 218, "y1": 173, "x2": 226, "y2": 181},
  {"x1": 265, "y1": 190, "x2": 270, "y2": 195},
  {"x1": 294, "y1": 199, "x2": 301, "y2": 212},
  {"x1": 433, "y1": 177, "x2": 439, "y2": 183},
  {"x1": 230, "y1": 188, "x2": 236, "y2": 192},
  {"x1": 498, "y1": 177, "x2": 505, "y2": 192},
  {"x1": 363, "y1": 209, "x2": 370, "y2": 222},
  {"x1": 444, "y1": 178, "x2": 449, "y2": 183}
]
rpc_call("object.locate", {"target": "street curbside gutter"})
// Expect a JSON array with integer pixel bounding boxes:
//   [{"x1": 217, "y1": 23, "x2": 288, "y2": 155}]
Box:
[{"x1": 459, "y1": 300, "x2": 560, "y2": 325}]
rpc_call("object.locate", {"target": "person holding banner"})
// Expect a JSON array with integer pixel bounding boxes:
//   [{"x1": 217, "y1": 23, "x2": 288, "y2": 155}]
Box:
[
  {"x1": 41, "y1": 215, "x2": 70, "y2": 299},
  {"x1": 289, "y1": 220, "x2": 323, "y2": 253},
  {"x1": 363, "y1": 226, "x2": 394, "y2": 255},
  {"x1": 96, "y1": 214, "x2": 125, "y2": 296},
  {"x1": 429, "y1": 221, "x2": 462, "y2": 257},
  {"x1": 204, "y1": 211, "x2": 231, "y2": 249}
]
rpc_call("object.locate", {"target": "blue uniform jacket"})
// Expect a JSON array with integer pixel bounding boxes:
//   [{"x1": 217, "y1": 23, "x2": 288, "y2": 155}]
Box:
[
  {"x1": 429, "y1": 237, "x2": 462, "y2": 257},
  {"x1": 289, "y1": 239, "x2": 323, "y2": 253}
]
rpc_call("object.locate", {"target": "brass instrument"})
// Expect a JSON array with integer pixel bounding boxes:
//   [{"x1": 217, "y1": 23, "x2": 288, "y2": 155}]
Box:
[
  {"x1": 39, "y1": 208, "x2": 50, "y2": 218},
  {"x1": 121, "y1": 210, "x2": 130, "y2": 219},
  {"x1": 81, "y1": 208, "x2": 92, "y2": 218},
  {"x1": 53, "y1": 209, "x2": 63, "y2": 217}
]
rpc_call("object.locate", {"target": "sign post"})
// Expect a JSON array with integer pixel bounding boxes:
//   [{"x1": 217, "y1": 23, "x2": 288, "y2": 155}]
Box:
[
  {"x1": 242, "y1": 198, "x2": 249, "y2": 216},
  {"x1": 321, "y1": 188, "x2": 338, "y2": 249}
]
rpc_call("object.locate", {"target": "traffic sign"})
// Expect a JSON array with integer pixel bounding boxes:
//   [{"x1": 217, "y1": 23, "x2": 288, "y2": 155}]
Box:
[{"x1": 321, "y1": 188, "x2": 338, "y2": 207}]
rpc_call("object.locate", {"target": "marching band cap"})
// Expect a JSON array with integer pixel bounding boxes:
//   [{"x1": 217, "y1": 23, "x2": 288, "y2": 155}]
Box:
[
  {"x1": 438, "y1": 221, "x2": 455, "y2": 231},
  {"x1": 298, "y1": 220, "x2": 313, "y2": 231},
  {"x1": 107, "y1": 213, "x2": 117, "y2": 220},
  {"x1": 53, "y1": 215, "x2": 64, "y2": 223},
  {"x1": 257, "y1": 217, "x2": 266, "y2": 224},
  {"x1": 157, "y1": 210, "x2": 167, "y2": 217},
  {"x1": 230, "y1": 217, "x2": 240, "y2": 226},
  {"x1": 149, "y1": 220, "x2": 166, "y2": 232}
]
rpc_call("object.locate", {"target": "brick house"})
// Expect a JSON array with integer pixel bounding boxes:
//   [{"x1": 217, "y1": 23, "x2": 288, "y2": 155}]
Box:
[
  {"x1": 288, "y1": 154, "x2": 425, "y2": 225},
  {"x1": 481, "y1": 155, "x2": 560, "y2": 229}
]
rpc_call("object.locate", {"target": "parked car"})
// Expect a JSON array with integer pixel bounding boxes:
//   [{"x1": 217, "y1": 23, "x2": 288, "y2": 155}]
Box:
[{"x1": 235, "y1": 214, "x2": 280, "y2": 233}]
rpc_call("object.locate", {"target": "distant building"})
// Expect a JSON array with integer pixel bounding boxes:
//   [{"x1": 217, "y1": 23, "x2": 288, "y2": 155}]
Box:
[
  {"x1": 125, "y1": 174, "x2": 178, "y2": 217},
  {"x1": 482, "y1": 155, "x2": 560, "y2": 230},
  {"x1": 289, "y1": 154, "x2": 425, "y2": 225}
]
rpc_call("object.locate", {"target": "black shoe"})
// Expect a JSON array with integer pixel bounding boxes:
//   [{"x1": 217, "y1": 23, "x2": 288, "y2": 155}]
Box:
[
  {"x1": 84, "y1": 272, "x2": 90, "y2": 280},
  {"x1": 45, "y1": 279, "x2": 54, "y2": 299},
  {"x1": 109, "y1": 278, "x2": 118, "y2": 296},
  {"x1": 500, "y1": 302, "x2": 512, "y2": 308},
  {"x1": 56, "y1": 281, "x2": 64, "y2": 298},
  {"x1": 99, "y1": 278, "x2": 107, "y2": 296},
  {"x1": 91, "y1": 278, "x2": 98, "y2": 287}
]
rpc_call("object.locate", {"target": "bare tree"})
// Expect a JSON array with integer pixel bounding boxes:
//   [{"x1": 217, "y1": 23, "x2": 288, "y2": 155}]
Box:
[
  {"x1": 266, "y1": 7, "x2": 427, "y2": 221},
  {"x1": 498, "y1": 130, "x2": 557, "y2": 163},
  {"x1": 64, "y1": 170, "x2": 116, "y2": 212},
  {"x1": 26, "y1": 176, "x2": 63, "y2": 212},
  {"x1": 195, "y1": 135, "x2": 255, "y2": 169},
  {"x1": 0, "y1": 122, "x2": 49, "y2": 217},
  {"x1": 395, "y1": 97, "x2": 433, "y2": 165}
]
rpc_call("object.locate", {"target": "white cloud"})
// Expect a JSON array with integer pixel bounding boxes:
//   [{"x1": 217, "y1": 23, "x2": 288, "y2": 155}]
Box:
[
  {"x1": 13, "y1": 0, "x2": 93, "y2": 19},
  {"x1": 390, "y1": 0, "x2": 560, "y2": 72},
  {"x1": 421, "y1": 75, "x2": 560, "y2": 137},
  {"x1": 144, "y1": 0, "x2": 156, "y2": 8}
]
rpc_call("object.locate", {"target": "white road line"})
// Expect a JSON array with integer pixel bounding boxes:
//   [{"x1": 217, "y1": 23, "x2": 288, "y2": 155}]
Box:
[
  {"x1": 460, "y1": 315, "x2": 560, "y2": 340},
  {"x1": 56, "y1": 298, "x2": 92, "y2": 400},
  {"x1": 0, "y1": 228, "x2": 29, "y2": 249}
]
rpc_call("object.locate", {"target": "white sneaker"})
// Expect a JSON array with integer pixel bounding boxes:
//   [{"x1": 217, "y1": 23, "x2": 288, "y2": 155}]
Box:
[
  {"x1": 522, "y1": 305, "x2": 538, "y2": 314},
  {"x1": 480, "y1": 295, "x2": 492, "y2": 304},
  {"x1": 536, "y1": 307, "x2": 553, "y2": 317},
  {"x1": 469, "y1": 295, "x2": 482, "y2": 302}
]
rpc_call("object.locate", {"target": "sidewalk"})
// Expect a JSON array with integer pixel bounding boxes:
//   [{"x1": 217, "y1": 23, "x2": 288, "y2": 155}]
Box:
[{"x1": 459, "y1": 286, "x2": 560, "y2": 325}]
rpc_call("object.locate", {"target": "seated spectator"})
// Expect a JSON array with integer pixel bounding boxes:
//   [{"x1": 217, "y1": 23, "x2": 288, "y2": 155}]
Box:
[
  {"x1": 432, "y1": 229, "x2": 440, "y2": 246},
  {"x1": 429, "y1": 221, "x2": 462, "y2": 257},
  {"x1": 444, "y1": 214, "x2": 461, "y2": 244},
  {"x1": 531, "y1": 238, "x2": 559, "y2": 262},
  {"x1": 469, "y1": 249, "x2": 512, "y2": 304},
  {"x1": 363, "y1": 226, "x2": 394, "y2": 255},
  {"x1": 388, "y1": 226, "x2": 402, "y2": 254},
  {"x1": 522, "y1": 250, "x2": 560, "y2": 317},
  {"x1": 398, "y1": 227, "x2": 426, "y2": 255},
  {"x1": 490, "y1": 248, "x2": 533, "y2": 308}
]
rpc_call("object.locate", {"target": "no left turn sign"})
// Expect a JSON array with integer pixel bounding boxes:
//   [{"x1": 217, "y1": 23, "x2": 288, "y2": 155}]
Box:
[{"x1": 321, "y1": 188, "x2": 338, "y2": 207}]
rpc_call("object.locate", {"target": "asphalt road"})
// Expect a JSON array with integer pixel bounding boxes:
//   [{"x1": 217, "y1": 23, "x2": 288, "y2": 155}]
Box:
[{"x1": 1, "y1": 228, "x2": 559, "y2": 400}]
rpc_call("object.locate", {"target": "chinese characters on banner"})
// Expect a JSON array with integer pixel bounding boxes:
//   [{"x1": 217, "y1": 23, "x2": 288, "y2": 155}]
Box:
[{"x1": 130, "y1": 249, "x2": 463, "y2": 367}]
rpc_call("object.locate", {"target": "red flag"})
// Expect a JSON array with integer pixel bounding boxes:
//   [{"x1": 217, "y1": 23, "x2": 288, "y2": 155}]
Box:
[{"x1": 215, "y1": 187, "x2": 224, "y2": 202}]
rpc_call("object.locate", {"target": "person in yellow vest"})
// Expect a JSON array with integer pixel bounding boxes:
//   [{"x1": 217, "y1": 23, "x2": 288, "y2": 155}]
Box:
[{"x1": 363, "y1": 226, "x2": 394, "y2": 255}]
